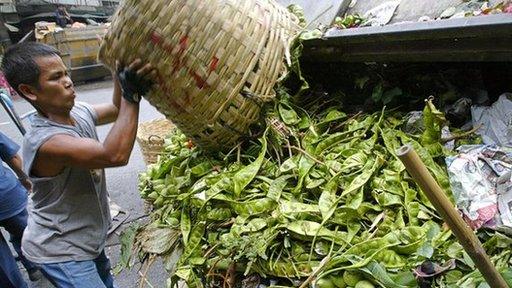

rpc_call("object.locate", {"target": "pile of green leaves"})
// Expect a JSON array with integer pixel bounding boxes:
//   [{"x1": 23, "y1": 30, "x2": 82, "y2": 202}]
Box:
[
  {"x1": 119, "y1": 11, "x2": 511, "y2": 285},
  {"x1": 118, "y1": 92, "x2": 512, "y2": 287}
]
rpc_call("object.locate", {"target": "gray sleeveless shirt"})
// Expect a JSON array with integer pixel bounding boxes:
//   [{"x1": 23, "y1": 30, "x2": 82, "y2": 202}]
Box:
[{"x1": 21, "y1": 102, "x2": 111, "y2": 263}]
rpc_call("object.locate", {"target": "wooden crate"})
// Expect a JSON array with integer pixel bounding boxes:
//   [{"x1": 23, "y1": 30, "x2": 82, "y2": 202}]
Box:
[{"x1": 38, "y1": 25, "x2": 111, "y2": 81}]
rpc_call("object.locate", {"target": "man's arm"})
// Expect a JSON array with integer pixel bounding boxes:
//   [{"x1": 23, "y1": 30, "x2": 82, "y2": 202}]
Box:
[
  {"x1": 6, "y1": 154, "x2": 32, "y2": 191},
  {"x1": 33, "y1": 97, "x2": 139, "y2": 176},
  {"x1": 7, "y1": 153, "x2": 28, "y2": 178},
  {"x1": 93, "y1": 73, "x2": 122, "y2": 125},
  {"x1": 30, "y1": 60, "x2": 156, "y2": 177},
  {"x1": 0, "y1": 131, "x2": 20, "y2": 163},
  {"x1": 0, "y1": 132, "x2": 31, "y2": 190}
]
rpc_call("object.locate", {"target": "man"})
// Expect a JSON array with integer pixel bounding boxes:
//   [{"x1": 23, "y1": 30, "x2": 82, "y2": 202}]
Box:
[
  {"x1": 55, "y1": 5, "x2": 73, "y2": 28},
  {"x1": 1, "y1": 42, "x2": 156, "y2": 287},
  {"x1": 0, "y1": 132, "x2": 41, "y2": 288}
]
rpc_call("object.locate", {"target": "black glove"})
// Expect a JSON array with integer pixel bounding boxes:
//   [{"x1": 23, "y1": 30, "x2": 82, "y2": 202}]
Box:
[{"x1": 117, "y1": 66, "x2": 153, "y2": 104}]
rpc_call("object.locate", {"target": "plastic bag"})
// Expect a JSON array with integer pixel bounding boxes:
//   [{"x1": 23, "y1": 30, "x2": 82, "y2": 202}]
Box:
[{"x1": 472, "y1": 93, "x2": 512, "y2": 147}]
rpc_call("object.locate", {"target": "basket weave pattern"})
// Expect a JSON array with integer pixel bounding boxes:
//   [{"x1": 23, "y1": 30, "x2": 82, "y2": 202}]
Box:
[{"x1": 99, "y1": 0, "x2": 299, "y2": 150}]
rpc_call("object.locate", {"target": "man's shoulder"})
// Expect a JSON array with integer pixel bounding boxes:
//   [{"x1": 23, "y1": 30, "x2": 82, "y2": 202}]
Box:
[
  {"x1": 23, "y1": 126, "x2": 72, "y2": 150},
  {"x1": 23, "y1": 116, "x2": 75, "y2": 151},
  {"x1": 73, "y1": 102, "x2": 98, "y2": 125}
]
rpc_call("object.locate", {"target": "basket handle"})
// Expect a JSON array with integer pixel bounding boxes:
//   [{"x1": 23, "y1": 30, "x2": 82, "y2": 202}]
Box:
[{"x1": 148, "y1": 135, "x2": 164, "y2": 144}]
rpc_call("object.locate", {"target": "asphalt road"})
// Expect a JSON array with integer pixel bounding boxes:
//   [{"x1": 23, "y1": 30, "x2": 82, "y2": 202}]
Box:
[{"x1": 0, "y1": 80, "x2": 169, "y2": 288}]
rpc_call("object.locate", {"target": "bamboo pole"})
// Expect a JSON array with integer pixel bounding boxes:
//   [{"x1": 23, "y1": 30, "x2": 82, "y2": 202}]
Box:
[{"x1": 396, "y1": 144, "x2": 508, "y2": 288}]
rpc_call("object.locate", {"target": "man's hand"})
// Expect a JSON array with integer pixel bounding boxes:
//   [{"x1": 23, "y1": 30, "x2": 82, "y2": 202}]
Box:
[{"x1": 116, "y1": 59, "x2": 156, "y2": 104}]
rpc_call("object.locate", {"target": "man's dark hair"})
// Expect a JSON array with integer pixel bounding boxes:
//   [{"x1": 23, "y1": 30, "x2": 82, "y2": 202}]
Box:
[{"x1": 1, "y1": 42, "x2": 60, "y2": 99}]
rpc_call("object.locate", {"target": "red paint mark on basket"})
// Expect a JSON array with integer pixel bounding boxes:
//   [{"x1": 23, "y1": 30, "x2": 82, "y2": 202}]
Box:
[
  {"x1": 150, "y1": 30, "x2": 210, "y2": 90},
  {"x1": 150, "y1": 31, "x2": 175, "y2": 54},
  {"x1": 179, "y1": 35, "x2": 189, "y2": 50},
  {"x1": 150, "y1": 32, "x2": 162, "y2": 44},
  {"x1": 171, "y1": 35, "x2": 189, "y2": 74},
  {"x1": 190, "y1": 71, "x2": 209, "y2": 89},
  {"x1": 209, "y1": 57, "x2": 219, "y2": 72}
]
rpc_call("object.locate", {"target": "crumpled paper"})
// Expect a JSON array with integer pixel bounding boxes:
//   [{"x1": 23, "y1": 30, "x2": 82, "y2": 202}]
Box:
[
  {"x1": 364, "y1": 1, "x2": 401, "y2": 26},
  {"x1": 472, "y1": 93, "x2": 512, "y2": 147}
]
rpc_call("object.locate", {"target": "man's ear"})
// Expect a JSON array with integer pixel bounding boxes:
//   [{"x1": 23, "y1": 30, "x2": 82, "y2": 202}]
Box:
[{"x1": 18, "y1": 84, "x2": 38, "y2": 102}]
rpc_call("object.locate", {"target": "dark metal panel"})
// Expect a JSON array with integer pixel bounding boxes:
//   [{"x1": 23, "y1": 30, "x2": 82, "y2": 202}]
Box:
[
  {"x1": 70, "y1": 64, "x2": 110, "y2": 83},
  {"x1": 303, "y1": 14, "x2": 512, "y2": 62}
]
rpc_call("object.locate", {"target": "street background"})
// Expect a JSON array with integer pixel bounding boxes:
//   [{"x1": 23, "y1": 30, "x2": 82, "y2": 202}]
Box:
[{"x1": 0, "y1": 79, "x2": 169, "y2": 288}]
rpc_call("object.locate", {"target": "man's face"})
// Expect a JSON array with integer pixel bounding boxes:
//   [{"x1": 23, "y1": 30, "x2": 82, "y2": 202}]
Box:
[{"x1": 32, "y1": 55, "x2": 75, "y2": 115}]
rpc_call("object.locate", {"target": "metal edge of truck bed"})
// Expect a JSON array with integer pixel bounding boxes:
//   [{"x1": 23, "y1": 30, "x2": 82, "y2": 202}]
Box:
[
  {"x1": 302, "y1": 14, "x2": 512, "y2": 62},
  {"x1": 70, "y1": 64, "x2": 111, "y2": 83}
]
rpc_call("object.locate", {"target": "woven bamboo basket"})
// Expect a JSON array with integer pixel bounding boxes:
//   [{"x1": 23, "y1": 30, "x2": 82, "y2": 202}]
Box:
[
  {"x1": 99, "y1": 0, "x2": 300, "y2": 150},
  {"x1": 137, "y1": 118, "x2": 175, "y2": 165}
]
